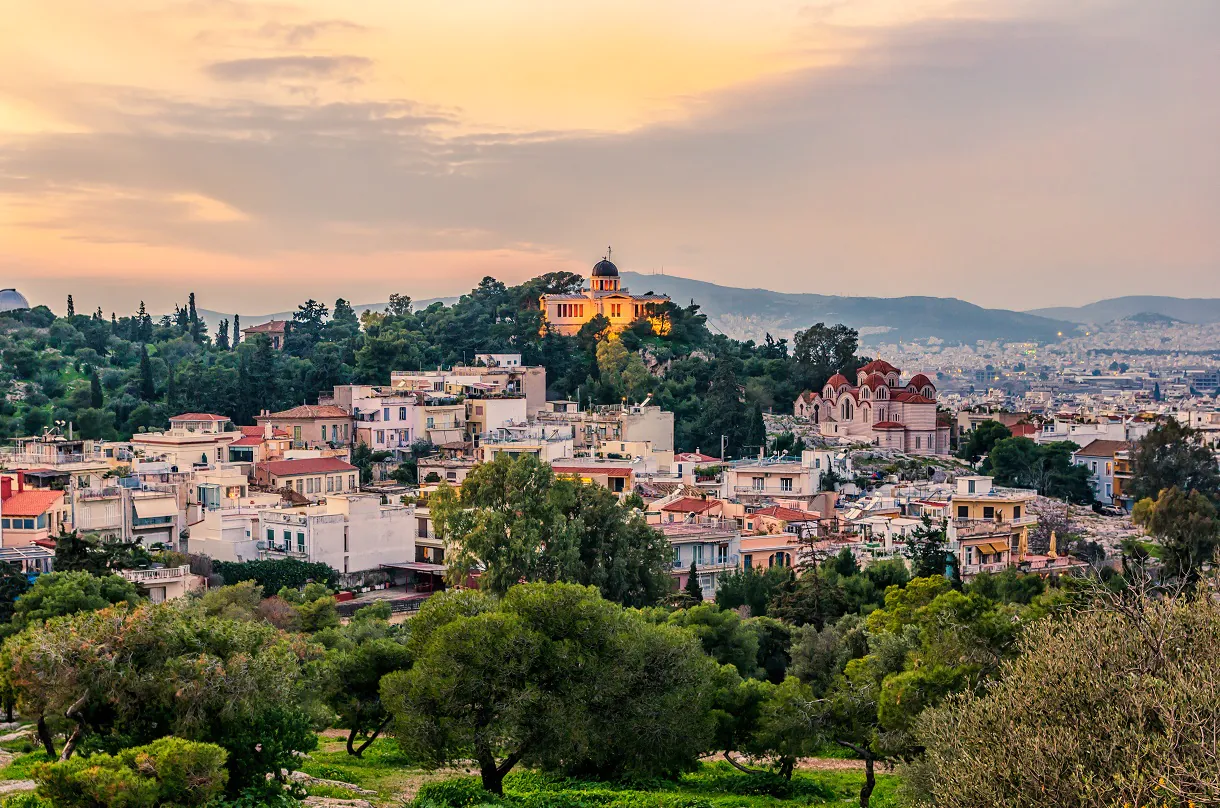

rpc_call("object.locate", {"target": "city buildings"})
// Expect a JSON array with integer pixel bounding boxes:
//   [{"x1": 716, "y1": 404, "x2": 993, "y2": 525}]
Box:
[
  {"x1": 948, "y1": 476, "x2": 1037, "y2": 579},
  {"x1": 1, "y1": 476, "x2": 67, "y2": 546},
  {"x1": 130, "y1": 413, "x2": 241, "y2": 469},
  {"x1": 538, "y1": 255, "x2": 669, "y2": 337},
  {"x1": 259, "y1": 494, "x2": 416, "y2": 575},
  {"x1": 1072, "y1": 439, "x2": 1130, "y2": 506},
  {"x1": 256, "y1": 405, "x2": 354, "y2": 450},
  {"x1": 253, "y1": 457, "x2": 360, "y2": 499}
]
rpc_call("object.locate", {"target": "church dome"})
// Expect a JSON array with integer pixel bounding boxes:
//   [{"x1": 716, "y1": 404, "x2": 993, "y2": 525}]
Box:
[
  {"x1": 0, "y1": 288, "x2": 29, "y2": 313},
  {"x1": 592, "y1": 259, "x2": 619, "y2": 278}
]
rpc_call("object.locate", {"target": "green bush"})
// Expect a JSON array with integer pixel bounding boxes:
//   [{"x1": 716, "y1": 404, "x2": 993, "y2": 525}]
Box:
[
  {"x1": 0, "y1": 795, "x2": 52, "y2": 808},
  {"x1": 212, "y1": 558, "x2": 338, "y2": 591},
  {"x1": 416, "y1": 777, "x2": 502, "y2": 807},
  {"x1": 31, "y1": 737, "x2": 228, "y2": 808}
]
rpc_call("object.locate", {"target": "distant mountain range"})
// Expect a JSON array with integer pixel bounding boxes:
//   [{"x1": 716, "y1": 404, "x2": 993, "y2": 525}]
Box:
[
  {"x1": 1028, "y1": 296, "x2": 1220, "y2": 325},
  {"x1": 618, "y1": 272, "x2": 1072, "y2": 345},
  {"x1": 196, "y1": 278, "x2": 1220, "y2": 348}
]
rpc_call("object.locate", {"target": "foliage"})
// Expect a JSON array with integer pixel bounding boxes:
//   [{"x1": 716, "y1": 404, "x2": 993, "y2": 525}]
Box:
[
  {"x1": 52, "y1": 532, "x2": 152, "y2": 577},
  {"x1": 434, "y1": 455, "x2": 670, "y2": 606},
  {"x1": 9, "y1": 570, "x2": 140, "y2": 630},
  {"x1": 903, "y1": 516, "x2": 949, "y2": 579},
  {"x1": 3, "y1": 598, "x2": 322, "y2": 790},
  {"x1": 909, "y1": 585, "x2": 1220, "y2": 807},
  {"x1": 32, "y1": 737, "x2": 228, "y2": 808},
  {"x1": 382, "y1": 584, "x2": 722, "y2": 794},
  {"x1": 1129, "y1": 419, "x2": 1220, "y2": 503},
  {"x1": 983, "y1": 438, "x2": 1094, "y2": 503},
  {"x1": 668, "y1": 604, "x2": 760, "y2": 679},
  {"x1": 1132, "y1": 485, "x2": 1219, "y2": 587},
  {"x1": 321, "y1": 609, "x2": 412, "y2": 756},
  {"x1": 212, "y1": 557, "x2": 338, "y2": 592},
  {"x1": 955, "y1": 420, "x2": 1010, "y2": 464},
  {"x1": 0, "y1": 562, "x2": 32, "y2": 630},
  {"x1": 714, "y1": 566, "x2": 790, "y2": 617}
]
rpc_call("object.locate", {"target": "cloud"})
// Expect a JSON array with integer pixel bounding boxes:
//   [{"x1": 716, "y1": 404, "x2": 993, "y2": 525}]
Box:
[
  {"x1": 204, "y1": 55, "x2": 373, "y2": 83},
  {"x1": 2, "y1": 0, "x2": 1218, "y2": 309},
  {"x1": 256, "y1": 20, "x2": 367, "y2": 46}
]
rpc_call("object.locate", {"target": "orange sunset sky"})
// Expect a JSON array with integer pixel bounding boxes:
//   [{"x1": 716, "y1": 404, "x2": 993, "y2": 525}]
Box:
[{"x1": 1, "y1": 0, "x2": 1217, "y2": 315}]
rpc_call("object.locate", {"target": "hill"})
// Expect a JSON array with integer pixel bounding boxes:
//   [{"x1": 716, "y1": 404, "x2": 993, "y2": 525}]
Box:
[
  {"x1": 199, "y1": 275, "x2": 1073, "y2": 346},
  {"x1": 1028, "y1": 296, "x2": 1220, "y2": 325},
  {"x1": 618, "y1": 272, "x2": 1073, "y2": 345}
]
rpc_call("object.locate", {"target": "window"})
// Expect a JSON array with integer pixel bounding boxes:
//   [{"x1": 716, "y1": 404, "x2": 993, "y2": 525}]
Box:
[
  {"x1": 383, "y1": 407, "x2": 390, "y2": 421},
  {"x1": 426, "y1": 416, "x2": 435, "y2": 428},
  {"x1": 983, "y1": 506, "x2": 995, "y2": 520},
  {"x1": 752, "y1": 477, "x2": 764, "y2": 491},
  {"x1": 321, "y1": 425, "x2": 327, "y2": 442},
  {"x1": 1106, "y1": 461, "x2": 1113, "y2": 475},
  {"x1": 717, "y1": 544, "x2": 728, "y2": 564},
  {"x1": 344, "y1": 529, "x2": 349, "y2": 553},
  {"x1": 343, "y1": 424, "x2": 349, "y2": 440},
  {"x1": 611, "y1": 303, "x2": 622, "y2": 318},
  {"x1": 694, "y1": 545, "x2": 704, "y2": 565},
  {"x1": 349, "y1": 474, "x2": 356, "y2": 490},
  {"x1": 267, "y1": 528, "x2": 274, "y2": 543},
  {"x1": 915, "y1": 436, "x2": 921, "y2": 449},
  {"x1": 0, "y1": 519, "x2": 8, "y2": 529},
  {"x1": 780, "y1": 477, "x2": 793, "y2": 492},
  {"x1": 375, "y1": 430, "x2": 385, "y2": 444},
  {"x1": 957, "y1": 505, "x2": 969, "y2": 518},
  {"x1": 327, "y1": 476, "x2": 334, "y2": 493},
  {"x1": 743, "y1": 554, "x2": 752, "y2": 569},
  {"x1": 295, "y1": 479, "x2": 304, "y2": 494},
  {"x1": 399, "y1": 407, "x2": 407, "y2": 420},
  {"x1": 1013, "y1": 505, "x2": 1021, "y2": 519},
  {"x1": 672, "y1": 546, "x2": 681, "y2": 567},
  {"x1": 1105, "y1": 483, "x2": 1112, "y2": 497},
  {"x1": 297, "y1": 532, "x2": 305, "y2": 552},
  {"x1": 283, "y1": 529, "x2": 291, "y2": 549},
  {"x1": 332, "y1": 425, "x2": 339, "y2": 442},
  {"x1": 967, "y1": 479, "x2": 976, "y2": 493}
]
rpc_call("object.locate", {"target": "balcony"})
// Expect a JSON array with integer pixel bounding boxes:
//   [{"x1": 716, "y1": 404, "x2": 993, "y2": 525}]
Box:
[
  {"x1": 963, "y1": 562, "x2": 1010, "y2": 575},
  {"x1": 952, "y1": 518, "x2": 1033, "y2": 538},
  {"x1": 121, "y1": 565, "x2": 190, "y2": 583},
  {"x1": 733, "y1": 485, "x2": 805, "y2": 495}
]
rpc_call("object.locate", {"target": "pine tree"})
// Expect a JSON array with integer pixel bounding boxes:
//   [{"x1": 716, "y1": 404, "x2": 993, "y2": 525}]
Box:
[
  {"x1": 136, "y1": 301, "x2": 152, "y2": 342},
  {"x1": 232, "y1": 314, "x2": 240, "y2": 348},
  {"x1": 684, "y1": 561, "x2": 704, "y2": 603},
  {"x1": 138, "y1": 345, "x2": 156, "y2": 401},
  {"x1": 66, "y1": 294, "x2": 75, "y2": 317},
  {"x1": 89, "y1": 367, "x2": 103, "y2": 408},
  {"x1": 216, "y1": 319, "x2": 230, "y2": 350},
  {"x1": 93, "y1": 306, "x2": 103, "y2": 321}
]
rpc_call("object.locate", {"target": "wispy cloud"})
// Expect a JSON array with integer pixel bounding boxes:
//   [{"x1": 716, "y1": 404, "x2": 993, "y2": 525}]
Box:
[{"x1": 204, "y1": 55, "x2": 372, "y2": 83}]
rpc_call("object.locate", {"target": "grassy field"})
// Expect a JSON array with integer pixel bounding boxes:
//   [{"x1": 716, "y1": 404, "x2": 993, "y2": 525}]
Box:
[{"x1": 0, "y1": 732, "x2": 900, "y2": 807}]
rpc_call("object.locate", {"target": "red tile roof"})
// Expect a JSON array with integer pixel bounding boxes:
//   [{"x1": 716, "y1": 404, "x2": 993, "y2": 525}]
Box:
[
  {"x1": 231, "y1": 436, "x2": 264, "y2": 446},
  {"x1": 752, "y1": 505, "x2": 817, "y2": 521},
  {"x1": 675, "y1": 452, "x2": 721, "y2": 462},
  {"x1": 891, "y1": 392, "x2": 934, "y2": 404},
  {"x1": 239, "y1": 425, "x2": 289, "y2": 438},
  {"x1": 826, "y1": 373, "x2": 850, "y2": 389},
  {"x1": 1010, "y1": 423, "x2": 1038, "y2": 437},
  {"x1": 907, "y1": 373, "x2": 933, "y2": 389},
  {"x1": 2, "y1": 489, "x2": 64, "y2": 516},
  {"x1": 1075, "y1": 439, "x2": 1131, "y2": 457},
  {"x1": 860, "y1": 359, "x2": 899, "y2": 374},
  {"x1": 552, "y1": 465, "x2": 633, "y2": 478},
  {"x1": 259, "y1": 404, "x2": 351, "y2": 420},
  {"x1": 662, "y1": 497, "x2": 716, "y2": 514},
  {"x1": 242, "y1": 320, "x2": 287, "y2": 334},
  {"x1": 873, "y1": 421, "x2": 906, "y2": 430},
  {"x1": 171, "y1": 413, "x2": 229, "y2": 422},
  {"x1": 257, "y1": 457, "x2": 357, "y2": 476}
]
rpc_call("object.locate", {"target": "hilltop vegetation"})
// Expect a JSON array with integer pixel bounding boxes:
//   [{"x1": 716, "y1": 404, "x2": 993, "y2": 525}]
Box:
[{"x1": 0, "y1": 274, "x2": 867, "y2": 456}]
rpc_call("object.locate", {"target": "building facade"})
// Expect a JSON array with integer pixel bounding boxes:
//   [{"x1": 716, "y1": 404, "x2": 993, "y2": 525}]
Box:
[
  {"x1": 794, "y1": 360, "x2": 949, "y2": 455},
  {"x1": 539, "y1": 255, "x2": 669, "y2": 337}
]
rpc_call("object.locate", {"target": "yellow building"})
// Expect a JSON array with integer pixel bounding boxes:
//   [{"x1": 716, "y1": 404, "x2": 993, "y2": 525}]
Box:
[
  {"x1": 948, "y1": 476, "x2": 1037, "y2": 578},
  {"x1": 539, "y1": 253, "x2": 669, "y2": 336}
]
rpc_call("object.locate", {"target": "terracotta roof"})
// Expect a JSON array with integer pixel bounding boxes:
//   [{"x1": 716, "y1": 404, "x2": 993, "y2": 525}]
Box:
[
  {"x1": 1075, "y1": 439, "x2": 1130, "y2": 457},
  {"x1": 171, "y1": 413, "x2": 230, "y2": 422},
  {"x1": 907, "y1": 373, "x2": 933, "y2": 389},
  {"x1": 860, "y1": 359, "x2": 899, "y2": 375},
  {"x1": 552, "y1": 465, "x2": 633, "y2": 478},
  {"x1": 239, "y1": 425, "x2": 289, "y2": 438},
  {"x1": 662, "y1": 497, "x2": 716, "y2": 514},
  {"x1": 259, "y1": 404, "x2": 350, "y2": 419},
  {"x1": 2, "y1": 489, "x2": 64, "y2": 516},
  {"x1": 826, "y1": 373, "x2": 850, "y2": 389},
  {"x1": 873, "y1": 421, "x2": 906, "y2": 430},
  {"x1": 753, "y1": 505, "x2": 817, "y2": 521},
  {"x1": 1011, "y1": 423, "x2": 1038, "y2": 437},
  {"x1": 242, "y1": 320, "x2": 287, "y2": 333},
  {"x1": 257, "y1": 457, "x2": 357, "y2": 476},
  {"x1": 861, "y1": 373, "x2": 888, "y2": 390},
  {"x1": 891, "y1": 392, "x2": 935, "y2": 404},
  {"x1": 231, "y1": 436, "x2": 264, "y2": 446},
  {"x1": 675, "y1": 452, "x2": 721, "y2": 462},
  {"x1": 797, "y1": 391, "x2": 817, "y2": 404}
]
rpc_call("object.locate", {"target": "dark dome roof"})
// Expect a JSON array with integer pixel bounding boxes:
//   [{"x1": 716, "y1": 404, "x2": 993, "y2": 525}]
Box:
[
  {"x1": 592, "y1": 259, "x2": 619, "y2": 277},
  {"x1": 0, "y1": 288, "x2": 30, "y2": 313}
]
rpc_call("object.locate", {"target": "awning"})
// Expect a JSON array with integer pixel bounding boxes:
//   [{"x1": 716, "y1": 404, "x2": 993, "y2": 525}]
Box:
[
  {"x1": 978, "y1": 541, "x2": 1009, "y2": 555},
  {"x1": 381, "y1": 562, "x2": 447, "y2": 573},
  {"x1": 133, "y1": 497, "x2": 178, "y2": 519},
  {"x1": 428, "y1": 429, "x2": 465, "y2": 447}
]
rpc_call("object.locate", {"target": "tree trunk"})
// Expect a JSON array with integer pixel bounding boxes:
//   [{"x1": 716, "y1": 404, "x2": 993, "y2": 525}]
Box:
[
  {"x1": 475, "y1": 742, "x2": 524, "y2": 796},
  {"x1": 59, "y1": 693, "x2": 89, "y2": 761},
  {"x1": 36, "y1": 715, "x2": 57, "y2": 758},
  {"x1": 721, "y1": 751, "x2": 768, "y2": 775},
  {"x1": 859, "y1": 755, "x2": 875, "y2": 808},
  {"x1": 346, "y1": 717, "x2": 391, "y2": 758}
]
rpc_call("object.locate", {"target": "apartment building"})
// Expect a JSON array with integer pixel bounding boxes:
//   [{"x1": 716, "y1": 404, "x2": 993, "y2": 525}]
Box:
[
  {"x1": 258, "y1": 494, "x2": 416, "y2": 574},
  {"x1": 391, "y1": 361, "x2": 547, "y2": 416},
  {"x1": 536, "y1": 403, "x2": 675, "y2": 472},
  {"x1": 253, "y1": 457, "x2": 359, "y2": 500},
  {"x1": 663, "y1": 519, "x2": 741, "y2": 601},
  {"x1": 1072, "y1": 439, "x2": 1130, "y2": 505},
  {"x1": 130, "y1": 413, "x2": 240, "y2": 469},
  {"x1": 256, "y1": 405, "x2": 353, "y2": 450},
  {"x1": 1, "y1": 475, "x2": 67, "y2": 546},
  {"x1": 948, "y1": 476, "x2": 1037, "y2": 579}
]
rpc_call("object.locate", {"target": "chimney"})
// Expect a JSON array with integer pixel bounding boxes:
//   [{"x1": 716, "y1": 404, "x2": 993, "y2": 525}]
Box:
[
  {"x1": 16, "y1": 471, "x2": 25, "y2": 493},
  {"x1": 264, "y1": 421, "x2": 273, "y2": 440},
  {"x1": 1, "y1": 477, "x2": 11, "y2": 502}
]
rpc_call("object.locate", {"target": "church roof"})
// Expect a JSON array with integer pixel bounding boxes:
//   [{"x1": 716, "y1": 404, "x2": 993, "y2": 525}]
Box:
[
  {"x1": 826, "y1": 373, "x2": 850, "y2": 388},
  {"x1": 592, "y1": 258, "x2": 619, "y2": 277}
]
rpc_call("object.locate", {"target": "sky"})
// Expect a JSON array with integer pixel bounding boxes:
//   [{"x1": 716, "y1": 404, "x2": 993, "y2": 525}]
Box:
[{"x1": 1, "y1": 0, "x2": 1217, "y2": 316}]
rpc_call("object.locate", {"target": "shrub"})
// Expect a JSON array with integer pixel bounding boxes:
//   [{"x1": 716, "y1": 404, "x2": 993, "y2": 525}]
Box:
[
  {"x1": 416, "y1": 777, "x2": 501, "y2": 807},
  {"x1": 212, "y1": 558, "x2": 338, "y2": 591},
  {"x1": 32, "y1": 737, "x2": 227, "y2": 808}
]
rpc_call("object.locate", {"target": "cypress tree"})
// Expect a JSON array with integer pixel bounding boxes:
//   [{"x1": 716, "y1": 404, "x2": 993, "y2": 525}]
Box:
[
  {"x1": 89, "y1": 367, "x2": 103, "y2": 408},
  {"x1": 684, "y1": 561, "x2": 704, "y2": 603},
  {"x1": 66, "y1": 294, "x2": 75, "y2": 317},
  {"x1": 138, "y1": 346, "x2": 156, "y2": 401},
  {"x1": 232, "y1": 314, "x2": 240, "y2": 347},
  {"x1": 216, "y1": 319, "x2": 230, "y2": 350}
]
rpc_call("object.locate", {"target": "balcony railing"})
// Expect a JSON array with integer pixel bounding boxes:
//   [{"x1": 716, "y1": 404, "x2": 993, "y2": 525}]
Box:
[
  {"x1": 952, "y1": 517, "x2": 1033, "y2": 537},
  {"x1": 733, "y1": 485, "x2": 805, "y2": 495},
  {"x1": 963, "y1": 562, "x2": 1010, "y2": 575},
  {"x1": 122, "y1": 565, "x2": 189, "y2": 582}
]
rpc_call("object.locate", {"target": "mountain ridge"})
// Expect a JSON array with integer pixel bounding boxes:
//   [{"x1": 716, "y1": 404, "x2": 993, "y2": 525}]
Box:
[{"x1": 1027, "y1": 295, "x2": 1220, "y2": 324}]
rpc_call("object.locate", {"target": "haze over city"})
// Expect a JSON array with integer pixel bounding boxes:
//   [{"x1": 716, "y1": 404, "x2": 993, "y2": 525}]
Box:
[{"x1": 2, "y1": 0, "x2": 1217, "y2": 314}]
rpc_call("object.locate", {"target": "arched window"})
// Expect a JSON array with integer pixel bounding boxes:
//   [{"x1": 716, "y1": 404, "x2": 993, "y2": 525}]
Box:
[
  {"x1": 923, "y1": 386, "x2": 934, "y2": 398},
  {"x1": 812, "y1": 404, "x2": 820, "y2": 424},
  {"x1": 841, "y1": 400, "x2": 853, "y2": 420},
  {"x1": 878, "y1": 387, "x2": 887, "y2": 399},
  {"x1": 861, "y1": 388, "x2": 869, "y2": 399}
]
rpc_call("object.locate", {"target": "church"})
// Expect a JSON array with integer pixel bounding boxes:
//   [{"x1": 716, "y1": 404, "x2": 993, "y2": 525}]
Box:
[
  {"x1": 794, "y1": 360, "x2": 951, "y2": 455},
  {"x1": 539, "y1": 252, "x2": 670, "y2": 336}
]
